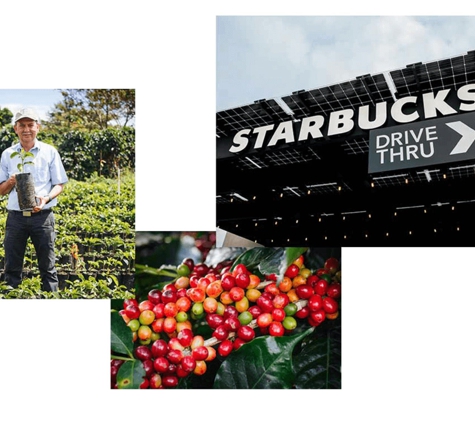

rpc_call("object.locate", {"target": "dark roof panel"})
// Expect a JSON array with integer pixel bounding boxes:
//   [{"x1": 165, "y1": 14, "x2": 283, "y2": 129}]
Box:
[{"x1": 216, "y1": 51, "x2": 475, "y2": 246}]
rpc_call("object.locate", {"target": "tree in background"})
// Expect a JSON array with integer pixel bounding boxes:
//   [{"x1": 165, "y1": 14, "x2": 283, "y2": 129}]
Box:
[
  {"x1": 0, "y1": 107, "x2": 13, "y2": 128},
  {"x1": 0, "y1": 126, "x2": 16, "y2": 152},
  {"x1": 44, "y1": 92, "x2": 83, "y2": 132},
  {"x1": 45, "y1": 89, "x2": 135, "y2": 132},
  {"x1": 0, "y1": 90, "x2": 135, "y2": 181},
  {"x1": 57, "y1": 127, "x2": 135, "y2": 180}
]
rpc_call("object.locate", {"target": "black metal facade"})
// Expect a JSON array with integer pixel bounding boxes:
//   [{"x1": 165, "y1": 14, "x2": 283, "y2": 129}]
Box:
[{"x1": 216, "y1": 51, "x2": 475, "y2": 246}]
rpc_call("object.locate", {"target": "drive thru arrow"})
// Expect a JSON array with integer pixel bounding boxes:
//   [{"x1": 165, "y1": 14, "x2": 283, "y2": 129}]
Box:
[{"x1": 447, "y1": 121, "x2": 475, "y2": 155}]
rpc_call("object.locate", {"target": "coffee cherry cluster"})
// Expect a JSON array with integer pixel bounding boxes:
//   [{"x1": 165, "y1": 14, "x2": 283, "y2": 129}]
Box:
[
  {"x1": 285, "y1": 256, "x2": 341, "y2": 327},
  {"x1": 112, "y1": 255, "x2": 341, "y2": 389}
]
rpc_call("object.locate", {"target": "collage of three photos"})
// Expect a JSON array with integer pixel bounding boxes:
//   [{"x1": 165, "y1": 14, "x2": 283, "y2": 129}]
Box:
[{"x1": 3, "y1": 22, "x2": 475, "y2": 392}]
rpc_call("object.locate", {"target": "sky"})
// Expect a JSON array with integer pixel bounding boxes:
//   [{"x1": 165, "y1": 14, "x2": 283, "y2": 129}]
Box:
[
  {"x1": 217, "y1": 16, "x2": 475, "y2": 111},
  {"x1": 0, "y1": 89, "x2": 63, "y2": 122}
]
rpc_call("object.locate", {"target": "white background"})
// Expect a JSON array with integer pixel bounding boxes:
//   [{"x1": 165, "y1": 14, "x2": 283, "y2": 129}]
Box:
[{"x1": 1, "y1": 2, "x2": 475, "y2": 421}]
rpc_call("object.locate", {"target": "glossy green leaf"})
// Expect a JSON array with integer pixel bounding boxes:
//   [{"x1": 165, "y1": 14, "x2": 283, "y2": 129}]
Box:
[
  {"x1": 284, "y1": 247, "x2": 309, "y2": 266},
  {"x1": 205, "y1": 247, "x2": 248, "y2": 267},
  {"x1": 110, "y1": 311, "x2": 133, "y2": 358},
  {"x1": 214, "y1": 327, "x2": 314, "y2": 389},
  {"x1": 293, "y1": 325, "x2": 341, "y2": 389},
  {"x1": 135, "y1": 264, "x2": 178, "y2": 278},
  {"x1": 230, "y1": 247, "x2": 277, "y2": 273},
  {"x1": 259, "y1": 247, "x2": 308, "y2": 285},
  {"x1": 116, "y1": 359, "x2": 145, "y2": 389},
  {"x1": 231, "y1": 247, "x2": 308, "y2": 285}
]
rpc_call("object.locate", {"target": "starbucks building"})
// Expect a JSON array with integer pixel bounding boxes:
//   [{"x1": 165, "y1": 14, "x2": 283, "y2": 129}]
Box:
[{"x1": 216, "y1": 50, "x2": 475, "y2": 246}]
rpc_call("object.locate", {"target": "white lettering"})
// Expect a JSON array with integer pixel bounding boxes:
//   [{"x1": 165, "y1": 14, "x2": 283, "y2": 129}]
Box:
[
  {"x1": 327, "y1": 109, "x2": 354, "y2": 136},
  {"x1": 420, "y1": 142, "x2": 434, "y2": 158},
  {"x1": 253, "y1": 125, "x2": 274, "y2": 149},
  {"x1": 458, "y1": 83, "x2": 475, "y2": 111},
  {"x1": 377, "y1": 128, "x2": 436, "y2": 149},
  {"x1": 268, "y1": 121, "x2": 295, "y2": 146},
  {"x1": 358, "y1": 102, "x2": 387, "y2": 130},
  {"x1": 391, "y1": 96, "x2": 419, "y2": 123},
  {"x1": 391, "y1": 132, "x2": 403, "y2": 146},
  {"x1": 406, "y1": 145, "x2": 419, "y2": 160},
  {"x1": 386, "y1": 144, "x2": 435, "y2": 163},
  {"x1": 375, "y1": 142, "x2": 435, "y2": 164},
  {"x1": 376, "y1": 135, "x2": 390, "y2": 149},
  {"x1": 298, "y1": 115, "x2": 325, "y2": 141},
  {"x1": 422, "y1": 89, "x2": 457, "y2": 118},
  {"x1": 226, "y1": 82, "x2": 475, "y2": 154},
  {"x1": 410, "y1": 128, "x2": 424, "y2": 143},
  {"x1": 230, "y1": 129, "x2": 251, "y2": 153},
  {"x1": 425, "y1": 126, "x2": 438, "y2": 141},
  {"x1": 377, "y1": 149, "x2": 388, "y2": 164},
  {"x1": 390, "y1": 147, "x2": 405, "y2": 162}
]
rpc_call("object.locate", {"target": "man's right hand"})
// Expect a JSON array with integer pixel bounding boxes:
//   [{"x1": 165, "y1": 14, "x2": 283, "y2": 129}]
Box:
[{"x1": 0, "y1": 175, "x2": 16, "y2": 195}]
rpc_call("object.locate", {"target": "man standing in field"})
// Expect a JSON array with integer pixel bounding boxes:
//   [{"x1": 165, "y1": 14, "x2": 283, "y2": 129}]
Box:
[{"x1": 0, "y1": 107, "x2": 68, "y2": 292}]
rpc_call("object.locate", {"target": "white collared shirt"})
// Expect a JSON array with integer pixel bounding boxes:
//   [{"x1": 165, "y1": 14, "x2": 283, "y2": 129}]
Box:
[{"x1": 0, "y1": 140, "x2": 68, "y2": 211}]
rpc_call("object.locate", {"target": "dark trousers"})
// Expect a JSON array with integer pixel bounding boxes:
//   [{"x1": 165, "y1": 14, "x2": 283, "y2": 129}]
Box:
[{"x1": 4, "y1": 209, "x2": 58, "y2": 291}]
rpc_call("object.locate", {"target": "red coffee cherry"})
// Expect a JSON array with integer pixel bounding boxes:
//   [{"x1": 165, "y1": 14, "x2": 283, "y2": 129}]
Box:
[{"x1": 218, "y1": 339, "x2": 234, "y2": 357}]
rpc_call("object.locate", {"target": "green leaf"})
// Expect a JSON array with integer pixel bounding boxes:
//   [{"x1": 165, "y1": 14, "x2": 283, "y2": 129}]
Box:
[
  {"x1": 205, "y1": 247, "x2": 248, "y2": 267},
  {"x1": 10, "y1": 151, "x2": 19, "y2": 158},
  {"x1": 108, "y1": 274, "x2": 119, "y2": 287},
  {"x1": 258, "y1": 247, "x2": 308, "y2": 285},
  {"x1": 230, "y1": 247, "x2": 277, "y2": 273},
  {"x1": 135, "y1": 263, "x2": 177, "y2": 276},
  {"x1": 110, "y1": 311, "x2": 133, "y2": 358},
  {"x1": 230, "y1": 247, "x2": 308, "y2": 285},
  {"x1": 110, "y1": 299, "x2": 124, "y2": 311},
  {"x1": 213, "y1": 327, "x2": 314, "y2": 389},
  {"x1": 135, "y1": 264, "x2": 178, "y2": 281},
  {"x1": 293, "y1": 325, "x2": 341, "y2": 389},
  {"x1": 135, "y1": 264, "x2": 178, "y2": 302},
  {"x1": 284, "y1": 247, "x2": 309, "y2": 265},
  {"x1": 116, "y1": 359, "x2": 145, "y2": 389}
]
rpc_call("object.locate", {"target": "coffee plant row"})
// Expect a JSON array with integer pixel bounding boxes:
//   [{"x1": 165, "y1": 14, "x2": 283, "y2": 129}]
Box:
[
  {"x1": 111, "y1": 247, "x2": 341, "y2": 389},
  {"x1": 0, "y1": 171, "x2": 135, "y2": 299}
]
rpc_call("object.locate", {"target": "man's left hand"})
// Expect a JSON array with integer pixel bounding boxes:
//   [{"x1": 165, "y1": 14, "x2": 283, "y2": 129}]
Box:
[{"x1": 32, "y1": 196, "x2": 48, "y2": 213}]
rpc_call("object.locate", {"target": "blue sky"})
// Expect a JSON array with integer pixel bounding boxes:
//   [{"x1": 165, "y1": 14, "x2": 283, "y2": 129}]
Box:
[
  {"x1": 217, "y1": 16, "x2": 475, "y2": 111},
  {"x1": 0, "y1": 89, "x2": 63, "y2": 123}
]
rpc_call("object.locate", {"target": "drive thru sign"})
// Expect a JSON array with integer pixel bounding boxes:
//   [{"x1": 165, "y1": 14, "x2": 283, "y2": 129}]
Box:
[{"x1": 368, "y1": 111, "x2": 475, "y2": 173}]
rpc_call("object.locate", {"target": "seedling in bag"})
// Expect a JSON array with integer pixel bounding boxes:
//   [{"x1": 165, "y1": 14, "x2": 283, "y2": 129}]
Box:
[
  {"x1": 10, "y1": 148, "x2": 37, "y2": 210},
  {"x1": 10, "y1": 148, "x2": 35, "y2": 173}
]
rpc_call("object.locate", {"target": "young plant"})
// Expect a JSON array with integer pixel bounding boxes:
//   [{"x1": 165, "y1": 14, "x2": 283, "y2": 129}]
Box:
[{"x1": 10, "y1": 148, "x2": 35, "y2": 173}]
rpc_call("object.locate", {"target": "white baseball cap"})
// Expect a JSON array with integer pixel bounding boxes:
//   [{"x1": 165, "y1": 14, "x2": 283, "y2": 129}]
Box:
[{"x1": 14, "y1": 107, "x2": 40, "y2": 123}]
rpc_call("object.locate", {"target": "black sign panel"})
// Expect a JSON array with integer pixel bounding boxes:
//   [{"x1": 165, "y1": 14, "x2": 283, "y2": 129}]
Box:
[{"x1": 368, "y1": 111, "x2": 475, "y2": 173}]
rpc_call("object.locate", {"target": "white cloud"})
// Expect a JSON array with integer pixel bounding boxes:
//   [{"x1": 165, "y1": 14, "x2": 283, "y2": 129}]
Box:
[{"x1": 217, "y1": 16, "x2": 475, "y2": 110}]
